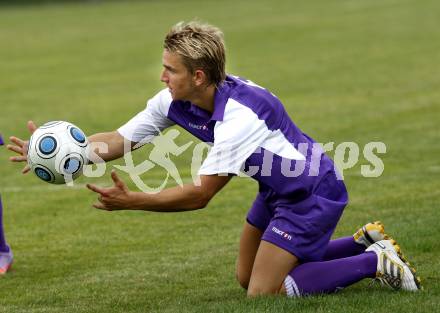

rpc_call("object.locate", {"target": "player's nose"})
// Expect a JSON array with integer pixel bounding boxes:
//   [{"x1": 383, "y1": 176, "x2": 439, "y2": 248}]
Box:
[{"x1": 160, "y1": 70, "x2": 168, "y2": 83}]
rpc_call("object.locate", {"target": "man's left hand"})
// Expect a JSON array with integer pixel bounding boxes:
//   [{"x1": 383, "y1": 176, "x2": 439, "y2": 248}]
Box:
[{"x1": 87, "y1": 170, "x2": 135, "y2": 211}]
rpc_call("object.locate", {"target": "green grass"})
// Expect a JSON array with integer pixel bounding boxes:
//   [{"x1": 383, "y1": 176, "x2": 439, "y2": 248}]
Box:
[{"x1": 1, "y1": 0, "x2": 439, "y2": 312}]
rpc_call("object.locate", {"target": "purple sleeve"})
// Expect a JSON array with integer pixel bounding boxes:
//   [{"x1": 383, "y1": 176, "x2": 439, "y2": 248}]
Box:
[{"x1": 0, "y1": 134, "x2": 3, "y2": 146}]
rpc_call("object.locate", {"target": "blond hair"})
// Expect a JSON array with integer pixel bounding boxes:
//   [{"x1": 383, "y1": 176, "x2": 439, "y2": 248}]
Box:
[{"x1": 164, "y1": 21, "x2": 226, "y2": 87}]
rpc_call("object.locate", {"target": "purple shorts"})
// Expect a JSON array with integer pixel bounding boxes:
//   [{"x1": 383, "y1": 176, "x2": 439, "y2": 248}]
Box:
[{"x1": 246, "y1": 172, "x2": 348, "y2": 262}]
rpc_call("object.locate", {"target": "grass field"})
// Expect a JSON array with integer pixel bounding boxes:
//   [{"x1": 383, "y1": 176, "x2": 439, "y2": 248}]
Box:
[{"x1": 1, "y1": 0, "x2": 439, "y2": 312}]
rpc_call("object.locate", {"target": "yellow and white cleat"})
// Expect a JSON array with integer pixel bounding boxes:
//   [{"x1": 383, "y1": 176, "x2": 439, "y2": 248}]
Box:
[
  {"x1": 353, "y1": 221, "x2": 410, "y2": 265},
  {"x1": 366, "y1": 240, "x2": 421, "y2": 291},
  {"x1": 353, "y1": 221, "x2": 388, "y2": 247}
]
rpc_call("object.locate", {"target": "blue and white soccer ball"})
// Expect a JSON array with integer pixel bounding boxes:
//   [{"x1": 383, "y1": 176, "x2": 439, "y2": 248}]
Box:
[{"x1": 27, "y1": 121, "x2": 89, "y2": 184}]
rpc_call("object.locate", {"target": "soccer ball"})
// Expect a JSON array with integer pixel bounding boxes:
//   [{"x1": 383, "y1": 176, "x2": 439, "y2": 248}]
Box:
[{"x1": 27, "y1": 121, "x2": 89, "y2": 184}]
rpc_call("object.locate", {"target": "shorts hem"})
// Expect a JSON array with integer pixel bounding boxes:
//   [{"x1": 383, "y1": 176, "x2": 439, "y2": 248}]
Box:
[
  {"x1": 246, "y1": 217, "x2": 266, "y2": 232},
  {"x1": 261, "y1": 233, "x2": 308, "y2": 262}
]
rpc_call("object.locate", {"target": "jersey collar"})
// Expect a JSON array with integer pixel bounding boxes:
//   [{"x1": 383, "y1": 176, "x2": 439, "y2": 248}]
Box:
[{"x1": 209, "y1": 76, "x2": 233, "y2": 122}]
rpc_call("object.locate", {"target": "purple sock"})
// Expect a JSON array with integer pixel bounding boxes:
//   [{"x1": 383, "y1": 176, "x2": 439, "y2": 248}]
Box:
[
  {"x1": 0, "y1": 134, "x2": 9, "y2": 252},
  {"x1": 323, "y1": 236, "x2": 366, "y2": 260},
  {"x1": 284, "y1": 252, "x2": 377, "y2": 296},
  {"x1": 0, "y1": 196, "x2": 9, "y2": 252}
]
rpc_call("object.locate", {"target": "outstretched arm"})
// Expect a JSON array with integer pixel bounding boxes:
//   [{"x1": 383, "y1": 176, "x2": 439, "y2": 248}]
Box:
[
  {"x1": 87, "y1": 131, "x2": 134, "y2": 163},
  {"x1": 87, "y1": 171, "x2": 232, "y2": 212}
]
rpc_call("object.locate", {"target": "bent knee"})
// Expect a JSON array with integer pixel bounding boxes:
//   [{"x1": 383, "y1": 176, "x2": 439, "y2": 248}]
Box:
[
  {"x1": 247, "y1": 277, "x2": 285, "y2": 297},
  {"x1": 235, "y1": 270, "x2": 250, "y2": 290},
  {"x1": 247, "y1": 284, "x2": 280, "y2": 297}
]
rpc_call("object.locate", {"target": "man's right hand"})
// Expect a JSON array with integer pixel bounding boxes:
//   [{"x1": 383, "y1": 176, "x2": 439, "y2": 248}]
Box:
[{"x1": 7, "y1": 121, "x2": 38, "y2": 174}]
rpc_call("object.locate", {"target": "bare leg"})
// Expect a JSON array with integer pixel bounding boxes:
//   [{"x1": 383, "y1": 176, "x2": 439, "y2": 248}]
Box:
[
  {"x1": 235, "y1": 222, "x2": 263, "y2": 289},
  {"x1": 247, "y1": 240, "x2": 299, "y2": 296}
]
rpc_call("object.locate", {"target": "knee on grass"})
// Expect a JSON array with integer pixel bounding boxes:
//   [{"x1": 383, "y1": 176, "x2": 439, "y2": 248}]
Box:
[
  {"x1": 246, "y1": 283, "x2": 283, "y2": 297},
  {"x1": 235, "y1": 270, "x2": 250, "y2": 290}
]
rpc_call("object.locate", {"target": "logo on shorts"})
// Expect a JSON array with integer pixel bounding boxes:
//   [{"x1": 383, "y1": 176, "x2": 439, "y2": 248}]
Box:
[
  {"x1": 272, "y1": 226, "x2": 292, "y2": 241},
  {"x1": 189, "y1": 122, "x2": 208, "y2": 131}
]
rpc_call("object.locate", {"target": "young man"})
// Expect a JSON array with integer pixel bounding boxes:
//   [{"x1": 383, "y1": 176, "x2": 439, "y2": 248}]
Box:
[
  {"x1": 7, "y1": 21, "x2": 420, "y2": 295},
  {"x1": 0, "y1": 134, "x2": 14, "y2": 275}
]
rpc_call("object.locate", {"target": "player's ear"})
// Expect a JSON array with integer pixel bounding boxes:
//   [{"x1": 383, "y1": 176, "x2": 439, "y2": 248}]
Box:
[{"x1": 193, "y1": 69, "x2": 207, "y2": 87}]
